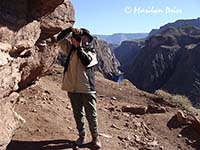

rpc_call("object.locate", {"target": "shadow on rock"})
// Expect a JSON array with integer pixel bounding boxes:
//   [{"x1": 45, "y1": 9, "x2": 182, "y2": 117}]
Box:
[
  {"x1": 167, "y1": 115, "x2": 182, "y2": 129},
  {"x1": 180, "y1": 126, "x2": 200, "y2": 149},
  {"x1": 167, "y1": 116, "x2": 200, "y2": 149},
  {"x1": 6, "y1": 139, "x2": 77, "y2": 150}
]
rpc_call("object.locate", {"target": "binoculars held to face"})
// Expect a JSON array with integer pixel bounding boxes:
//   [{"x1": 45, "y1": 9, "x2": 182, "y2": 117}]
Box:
[{"x1": 72, "y1": 33, "x2": 83, "y2": 43}]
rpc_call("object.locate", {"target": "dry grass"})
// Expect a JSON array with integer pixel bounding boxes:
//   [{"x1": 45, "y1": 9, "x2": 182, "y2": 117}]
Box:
[{"x1": 155, "y1": 90, "x2": 200, "y2": 115}]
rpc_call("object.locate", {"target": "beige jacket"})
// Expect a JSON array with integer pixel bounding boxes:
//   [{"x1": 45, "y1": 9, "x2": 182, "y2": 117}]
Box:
[{"x1": 58, "y1": 37, "x2": 98, "y2": 93}]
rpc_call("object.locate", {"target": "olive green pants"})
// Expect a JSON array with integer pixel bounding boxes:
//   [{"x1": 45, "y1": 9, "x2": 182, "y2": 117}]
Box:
[{"x1": 68, "y1": 92, "x2": 98, "y2": 136}]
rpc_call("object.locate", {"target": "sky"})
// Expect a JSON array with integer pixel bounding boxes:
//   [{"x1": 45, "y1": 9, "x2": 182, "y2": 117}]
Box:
[{"x1": 71, "y1": 0, "x2": 200, "y2": 35}]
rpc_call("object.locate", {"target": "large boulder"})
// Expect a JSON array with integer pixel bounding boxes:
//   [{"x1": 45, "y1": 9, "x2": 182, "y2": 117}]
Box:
[
  {"x1": 0, "y1": 94, "x2": 25, "y2": 150},
  {"x1": 0, "y1": 0, "x2": 74, "y2": 149}
]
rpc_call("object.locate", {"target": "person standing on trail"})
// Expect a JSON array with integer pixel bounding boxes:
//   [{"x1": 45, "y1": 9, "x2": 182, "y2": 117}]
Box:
[{"x1": 56, "y1": 27, "x2": 101, "y2": 149}]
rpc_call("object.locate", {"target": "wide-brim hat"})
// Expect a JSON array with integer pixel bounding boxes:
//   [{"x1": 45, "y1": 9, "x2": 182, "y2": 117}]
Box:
[{"x1": 80, "y1": 28, "x2": 93, "y2": 43}]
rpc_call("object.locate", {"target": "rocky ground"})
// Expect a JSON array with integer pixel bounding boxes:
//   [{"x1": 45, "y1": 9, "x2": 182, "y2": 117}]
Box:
[{"x1": 6, "y1": 64, "x2": 200, "y2": 150}]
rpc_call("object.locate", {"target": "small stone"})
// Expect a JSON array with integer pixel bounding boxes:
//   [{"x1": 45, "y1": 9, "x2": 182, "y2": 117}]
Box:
[
  {"x1": 110, "y1": 101, "x2": 115, "y2": 105},
  {"x1": 67, "y1": 126, "x2": 73, "y2": 130},
  {"x1": 147, "y1": 140, "x2": 159, "y2": 146},
  {"x1": 99, "y1": 133, "x2": 112, "y2": 138},
  {"x1": 113, "y1": 115, "x2": 120, "y2": 120},
  {"x1": 135, "y1": 122, "x2": 142, "y2": 128},
  {"x1": 44, "y1": 90, "x2": 50, "y2": 95},
  {"x1": 118, "y1": 136, "x2": 124, "y2": 141},
  {"x1": 10, "y1": 99, "x2": 15, "y2": 104},
  {"x1": 185, "y1": 139, "x2": 193, "y2": 145},
  {"x1": 99, "y1": 108, "x2": 108, "y2": 112},
  {"x1": 49, "y1": 97, "x2": 54, "y2": 101},
  {"x1": 111, "y1": 124, "x2": 120, "y2": 130},
  {"x1": 125, "y1": 135, "x2": 131, "y2": 141},
  {"x1": 9, "y1": 92, "x2": 20, "y2": 98},
  {"x1": 123, "y1": 113, "x2": 130, "y2": 117},
  {"x1": 66, "y1": 104, "x2": 72, "y2": 110},
  {"x1": 159, "y1": 146, "x2": 164, "y2": 150},
  {"x1": 108, "y1": 107, "x2": 115, "y2": 112},
  {"x1": 31, "y1": 109, "x2": 37, "y2": 113},
  {"x1": 177, "y1": 144, "x2": 182, "y2": 149},
  {"x1": 135, "y1": 115, "x2": 140, "y2": 118},
  {"x1": 74, "y1": 146, "x2": 79, "y2": 149},
  {"x1": 111, "y1": 96, "x2": 117, "y2": 100},
  {"x1": 35, "y1": 129, "x2": 41, "y2": 132},
  {"x1": 178, "y1": 134, "x2": 182, "y2": 138},
  {"x1": 124, "y1": 122, "x2": 129, "y2": 127},
  {"x1": 134, "y1": 135, "x2": 140, "y2": 142}
]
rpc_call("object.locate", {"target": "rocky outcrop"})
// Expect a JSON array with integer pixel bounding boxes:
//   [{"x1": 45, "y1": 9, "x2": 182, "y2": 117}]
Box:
[
  {"x1": 0, "y1": 0, "x2": 74, "y2": 149},
  {"x1": 176, "y1": 110, "x2": 190, "y2": 125},
  {"x1": 114, "y1": 39, "x2": 145, "y2": 71},
  {"x1": 175, "y1": 110, "x2": 200, "y2": 134},
  {"x1": 0, "y1": 94, "x2": 25, "y2": 150},
  {"x1": 93, "y1": 38, "x2": 121, "y2": 81},
  {"x1": 125, "y1": 25, "x2": 200, "y2": 105},
  {"x1": 163, "y1": 43, "x2": 200, "y2": 106}
]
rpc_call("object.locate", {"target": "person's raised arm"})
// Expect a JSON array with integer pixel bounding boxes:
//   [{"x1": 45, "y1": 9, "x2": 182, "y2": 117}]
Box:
[{"x1": 57, "y1": 27, "x2": 72, "y2": 41}]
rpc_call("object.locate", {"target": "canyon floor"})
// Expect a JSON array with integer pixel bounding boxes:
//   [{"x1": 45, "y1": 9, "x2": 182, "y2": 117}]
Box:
[{"x1": 6, "y1": 64, "x2": 200, "y2": 150}]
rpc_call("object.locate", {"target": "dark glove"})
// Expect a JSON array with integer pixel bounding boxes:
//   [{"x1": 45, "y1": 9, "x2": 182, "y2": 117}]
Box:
[{"x1": 57, "y1": 27, "x2": 72, "y2": 41}]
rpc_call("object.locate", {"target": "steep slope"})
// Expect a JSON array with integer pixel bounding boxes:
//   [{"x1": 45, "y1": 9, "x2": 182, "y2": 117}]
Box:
[
  {"x1": 6, "y1": 64, "x2": 200, "y2": 150},
  {"x1": 125, "y1": 26, "x2": 200, "y2": 105},
  {"x1": 93, "y1": 38, "x2": 121, "y2": 81},
  {"x1": 163, "y1": 43, "x2": 200, "y2": 107},
  {"x1": 0, "y1": 0, "x2": 74, "y2": 149},
  {"x1": 114, "y1": 39, "x2": 145, "y2": 71}
]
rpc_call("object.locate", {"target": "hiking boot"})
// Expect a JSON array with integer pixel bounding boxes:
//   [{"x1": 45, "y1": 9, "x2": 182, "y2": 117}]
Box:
[
  {"x1": 92, "y1": 134, "x2": 101, "y2": 149},
  {"x1": 75, "y1": 136, "x2": 85, "y2": 146},
  {"x1": 75, "y1": 131, "x2": 85, "y2": 146}
]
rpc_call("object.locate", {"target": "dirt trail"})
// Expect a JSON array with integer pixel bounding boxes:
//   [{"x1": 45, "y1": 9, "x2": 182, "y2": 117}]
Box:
[{"x1": 6, "y1": 65, "x2": 200, "y2": 150}]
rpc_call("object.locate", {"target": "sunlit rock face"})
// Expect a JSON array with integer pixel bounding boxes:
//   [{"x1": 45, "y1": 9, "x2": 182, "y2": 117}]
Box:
[
  {"x1": 126, "y1": 26, "x2": 200, "y2": 106},
  {"x1": 0, "y1": 0, "x2": 74, "y2": 149}
]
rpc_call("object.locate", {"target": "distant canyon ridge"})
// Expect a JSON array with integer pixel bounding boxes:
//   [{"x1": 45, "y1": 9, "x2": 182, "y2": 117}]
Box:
[
  {"x1": 95, "y1": 33, "x2": 148, "y2": 45},
  {"x1": 106, "y1": 18, "x2": 200, "y2": 107}
]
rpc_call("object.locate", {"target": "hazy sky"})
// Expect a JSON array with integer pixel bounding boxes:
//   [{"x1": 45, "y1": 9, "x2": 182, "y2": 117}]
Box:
[{"x1": 71, "y1": 0, "x2": 200, "y2": 34}]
